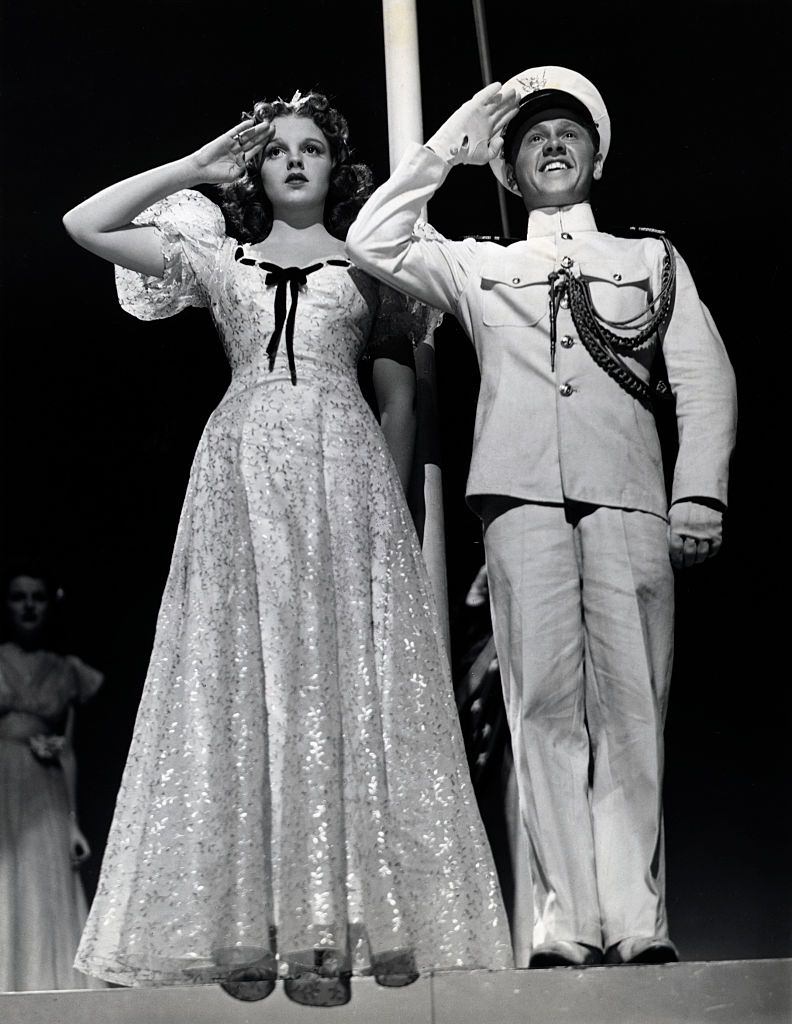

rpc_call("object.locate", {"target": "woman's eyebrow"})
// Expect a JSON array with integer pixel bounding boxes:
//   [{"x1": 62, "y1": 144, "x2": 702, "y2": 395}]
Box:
[{"x1": 266, "y1": 135, "x2": 326, "y2": 147}]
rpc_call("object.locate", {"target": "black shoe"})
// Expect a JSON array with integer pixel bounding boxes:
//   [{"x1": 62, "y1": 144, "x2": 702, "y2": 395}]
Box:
[
  {"x1": 283, "y1": 948, "x2": 352, "y2": 1007},
  {"x1": 604, "y1": 939, "x2": 679, "y2": 965},
  {"x1": 219, "y1": 965, "x2": 276, "y2": 1002},
  {"x1": 530, "y1": 941, "x2": 603, "y2": 968},
  {"x1": 373, "y1": 948, "x2": 420, "y2": 987}
]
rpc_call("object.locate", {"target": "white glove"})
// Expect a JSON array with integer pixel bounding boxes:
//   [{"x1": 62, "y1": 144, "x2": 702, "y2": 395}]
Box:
[
  {"x1": 426, "y1": 83, "x2": 518, "y2": 166},
  {"x1": 668, "y1": 500, "x2": 724, "y2": 568}
]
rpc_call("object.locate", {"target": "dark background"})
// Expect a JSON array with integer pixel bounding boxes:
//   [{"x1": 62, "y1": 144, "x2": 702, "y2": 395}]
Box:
[{"x1": 1, "y1": 0, "x2": 788, "y2": 965}]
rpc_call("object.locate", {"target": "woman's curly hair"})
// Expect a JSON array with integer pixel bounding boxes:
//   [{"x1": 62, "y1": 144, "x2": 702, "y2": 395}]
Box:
[{"x1": 219, "y1": 92, "x2": 373, "y2": 243}]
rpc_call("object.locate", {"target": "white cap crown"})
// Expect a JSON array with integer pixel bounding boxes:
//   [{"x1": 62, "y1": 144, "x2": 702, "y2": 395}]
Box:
[{"x1": 491, "y1": 66, "x2": 610, "y2": 194}]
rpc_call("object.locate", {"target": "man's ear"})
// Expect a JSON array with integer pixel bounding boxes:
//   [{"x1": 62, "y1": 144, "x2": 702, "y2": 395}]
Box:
[
  {"x1": 505, "y1": 163, "x2": 521, "y2": 193},
  {"x1": 592, "y1": 153, "x2": 604, "y2": 181}
]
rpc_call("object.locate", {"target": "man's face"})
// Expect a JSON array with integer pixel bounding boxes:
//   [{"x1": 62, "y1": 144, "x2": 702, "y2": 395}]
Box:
[{"x1": 507, "y1": 117, "x2": 603, "y2": 211}]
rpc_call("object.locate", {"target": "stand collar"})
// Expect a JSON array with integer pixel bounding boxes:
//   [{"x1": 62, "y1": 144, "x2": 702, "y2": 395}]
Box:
[{"x1": 526, "y1": 202, "x2": 598, "y2": 239}]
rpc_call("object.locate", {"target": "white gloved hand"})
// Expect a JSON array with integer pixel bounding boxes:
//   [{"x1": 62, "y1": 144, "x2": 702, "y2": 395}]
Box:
[
  {"x1": 667, "y1": 500, "x2": 724, "y2": 569},
  {"x1": 426, "y1": 83, "x2": 519, "y2": 165}
]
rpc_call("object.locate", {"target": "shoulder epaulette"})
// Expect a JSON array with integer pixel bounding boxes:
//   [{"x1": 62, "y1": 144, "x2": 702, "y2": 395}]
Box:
[
  {"x1": 461, "y1": 235, "x2": 522, "y2": 246},
  {"x1": 604, "y1": 225, "x2": 668, "y2": 240}
]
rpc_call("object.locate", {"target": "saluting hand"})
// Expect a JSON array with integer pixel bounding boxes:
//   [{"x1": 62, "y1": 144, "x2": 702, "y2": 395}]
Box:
[
  {"x1": 667, "y1": 500, "x2": 724, "y2": 568},
  {"x1": 426, "y1": 82, "x2": 519, "y2": 166},
  {"x1": 187, "y1": 118, "x2": 275, "y2": 184}
]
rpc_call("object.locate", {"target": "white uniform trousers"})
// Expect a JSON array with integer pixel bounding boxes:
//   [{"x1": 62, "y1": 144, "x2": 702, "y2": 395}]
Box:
[{"x1": 482, "y1": 499, "x2": 675, "y2": 951}]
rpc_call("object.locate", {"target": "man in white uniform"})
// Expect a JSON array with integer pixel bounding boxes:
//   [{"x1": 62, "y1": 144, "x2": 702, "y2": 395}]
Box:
[{"x1": 347, "y1": 68, "x2": 737, "y2": 967}]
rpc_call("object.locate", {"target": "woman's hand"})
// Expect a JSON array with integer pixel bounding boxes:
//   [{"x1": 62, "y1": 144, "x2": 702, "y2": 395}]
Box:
[
  {"x1": 69, "y1": 818, "x2": 91, "y2": 868},
  {"x1": 63, "y1": 117, "x2": 274, "y2": 276},
  {"x1": 187, "y1": 119, "x2": 275, "y2": 184}
]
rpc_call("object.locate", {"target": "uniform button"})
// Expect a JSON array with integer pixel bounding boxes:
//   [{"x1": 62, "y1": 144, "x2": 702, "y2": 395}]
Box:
[
  {"x1": 561, "y1": 232, "x2": 573, "y2": 240},
  {"x1": 612, "y1": 272, "x2": 622, "y2": 281},
  {"x1": 512, "y1": 277, "x2": 521, "y2": 284},
  {"x1": 561, "y1": 256, "x2": 574, "y2": 269},
  {"x1": 560, "y1": 335, "x2": 574, "y2": 348},
  {"x1": 559, "y1": 383, "x2": 574, "y2": 397}
]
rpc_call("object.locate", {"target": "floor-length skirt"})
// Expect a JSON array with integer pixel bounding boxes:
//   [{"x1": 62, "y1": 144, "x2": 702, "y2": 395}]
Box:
[
  {"x1": 75, "y1": 375, "x2": 512, "y2": 986},
  {"x1": 1, "y1": 740, "x2": 100, "y2": 991}
]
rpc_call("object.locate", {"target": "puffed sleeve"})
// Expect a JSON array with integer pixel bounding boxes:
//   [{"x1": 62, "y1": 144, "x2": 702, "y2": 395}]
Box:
[
  {"x1": 65, "y1": 655, "x2": 104, "y2": 703},
  {"x1": 115, "y1": 189, "x2": 227, "y2": 321},
  {"x1": 366, "y1": 280, "x2": 444, "y2": 367}
]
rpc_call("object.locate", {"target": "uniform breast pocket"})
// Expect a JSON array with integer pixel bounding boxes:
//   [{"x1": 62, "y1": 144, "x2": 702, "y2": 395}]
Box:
[
  {"x1": 578, "y1": 260, "x2": 651, "y2": 325},
  {"x1": 480, "y1": 258, "x2": 548, "y2": 327}
]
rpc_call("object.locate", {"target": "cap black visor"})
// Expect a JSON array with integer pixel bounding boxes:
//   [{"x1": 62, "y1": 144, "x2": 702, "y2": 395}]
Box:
[{"x1": 503, "y1": 89, "x2": 600, "y2": 165}]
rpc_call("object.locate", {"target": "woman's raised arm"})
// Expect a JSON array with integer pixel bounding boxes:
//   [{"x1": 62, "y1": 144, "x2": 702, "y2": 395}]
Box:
[{"x1": 62, "y1": 118, "x2": 274, "y2": 277}]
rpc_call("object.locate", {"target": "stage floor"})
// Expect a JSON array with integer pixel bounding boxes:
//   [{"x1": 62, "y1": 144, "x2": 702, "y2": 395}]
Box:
[{"x1": 2, "y1": 958, "x2": 789, "y2": 1024}]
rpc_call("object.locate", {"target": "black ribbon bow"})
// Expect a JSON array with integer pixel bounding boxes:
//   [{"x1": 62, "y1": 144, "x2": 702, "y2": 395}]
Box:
[
  {"x1": 262, "y1": 262, "x2": 321, "y2": 385},
  {"x1": 235, "y1": 248, "x2": 323, "y2": 385}
]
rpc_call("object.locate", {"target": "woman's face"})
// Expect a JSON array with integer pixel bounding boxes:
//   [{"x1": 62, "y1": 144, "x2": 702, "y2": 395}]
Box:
[
  {"x1": 258, "y1": 115, "x2": 333, "y2": 217},
  {"x1": 6, "y1": 575, "x2": 51, "y2": 639}
]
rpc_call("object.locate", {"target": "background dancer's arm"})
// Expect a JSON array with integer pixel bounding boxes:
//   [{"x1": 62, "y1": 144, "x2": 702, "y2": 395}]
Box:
[
  {"x1": 60, "y1": 707, "x2": 91, "y2": 868},
  {"x1": 373, "y1": 358, "x2": 416, "y2": 492},
  {"x1": 62, "y1": 119, "x2": 273, "y2": 275}
]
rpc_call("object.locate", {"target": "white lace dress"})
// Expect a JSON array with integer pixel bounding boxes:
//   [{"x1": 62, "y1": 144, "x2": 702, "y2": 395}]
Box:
[{"x1": 74, "y1": 191, "x2": 512, "y2": 992}]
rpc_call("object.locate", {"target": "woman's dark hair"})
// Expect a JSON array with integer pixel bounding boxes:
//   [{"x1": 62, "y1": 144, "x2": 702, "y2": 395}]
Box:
[
  {"x1": 219, "y1": 91, "x2": 373, "y2": 242},
  {"x1": 2, "y1": 564, "x2": 60, "y2": 603}
]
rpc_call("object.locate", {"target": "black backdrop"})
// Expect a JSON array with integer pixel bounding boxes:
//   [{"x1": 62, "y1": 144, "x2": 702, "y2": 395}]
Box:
[{"x1": 1, "y1": 0, "x2": 788, "y2": 963}]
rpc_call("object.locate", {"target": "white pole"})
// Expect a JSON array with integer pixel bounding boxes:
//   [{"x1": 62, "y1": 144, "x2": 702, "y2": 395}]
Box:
[
  {"x1": 382, "y1": 0, "x2": 424, "y2": 166},
  {"x1": 381, "y1": 0, "x2": 450, "y2": 653}
]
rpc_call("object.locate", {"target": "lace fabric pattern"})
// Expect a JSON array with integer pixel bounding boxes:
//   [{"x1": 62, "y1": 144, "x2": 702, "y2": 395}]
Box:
[{"x1": 76, "y1": 191, "x2": 512, "y2": 990}]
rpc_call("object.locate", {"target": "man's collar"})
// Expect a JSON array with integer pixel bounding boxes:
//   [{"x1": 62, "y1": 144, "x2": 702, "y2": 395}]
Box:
[{"x1": 526, "y1": 202, "x2": 598, "y2": 238}]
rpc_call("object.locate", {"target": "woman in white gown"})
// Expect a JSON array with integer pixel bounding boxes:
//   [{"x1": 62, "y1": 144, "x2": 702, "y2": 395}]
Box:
[{"x1": 64, "y1": 91, "x2": 512, "y2": 1005}]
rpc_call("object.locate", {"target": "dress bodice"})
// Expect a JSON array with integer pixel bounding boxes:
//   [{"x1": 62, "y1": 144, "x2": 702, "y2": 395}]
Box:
[
  {"x1": 212, "y1": 248, "x2": 378, "y2": 386},
  {"x1": 115, "y1": 191, "x2": 435, "y2": 392},
  {"x1": 0, "y1": 643, "x2": 103, "y2": 728}
]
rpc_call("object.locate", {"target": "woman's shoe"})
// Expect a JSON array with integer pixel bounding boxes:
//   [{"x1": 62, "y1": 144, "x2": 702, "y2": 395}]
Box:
[
  {"x1": 283, "y1": 948, "x2": 352, "y2": 1007},
  {"x1": 373, "y1": 948, "x2": 419, "y2": 987},
  {"x1": 219, "y1": 956, "x2": 277, "y2": 1002}
]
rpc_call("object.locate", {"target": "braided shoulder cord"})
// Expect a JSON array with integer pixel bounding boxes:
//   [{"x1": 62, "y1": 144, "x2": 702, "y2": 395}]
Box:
[
  {"x1": 570, "y1": 237, "x2": 676, "y2": 352},
  {"x1": 570, "y1": 314, "x2": 656, "y2": 408},
  {"x1": 551, "y1": 238, "x2": 676, "y2": 409}
]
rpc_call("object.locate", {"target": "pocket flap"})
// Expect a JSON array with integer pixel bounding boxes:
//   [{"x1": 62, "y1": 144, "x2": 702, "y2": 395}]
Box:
[
  {"x1": 578, "y1": 259, "x2": 650, "y2": 286},
  {"x1": 480, "y1": 255, "x2": 549, "y2": 289}
]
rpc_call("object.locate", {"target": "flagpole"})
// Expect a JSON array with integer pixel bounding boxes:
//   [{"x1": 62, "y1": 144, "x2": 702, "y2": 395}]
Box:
[
  {"x1": 471, "y1": 0, "x2": 511, "y2": 237},
  {"x1": 381, "y1": 0, "x2": 450, "y2": 653}
]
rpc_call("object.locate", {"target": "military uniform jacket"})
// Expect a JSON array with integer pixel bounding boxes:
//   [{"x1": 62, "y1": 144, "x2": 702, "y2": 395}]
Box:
[{"x1": 346, "y1": 143, "x2": 737, "y2": 519}]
